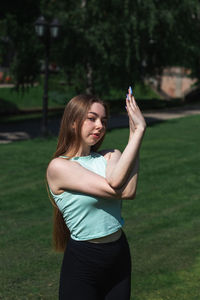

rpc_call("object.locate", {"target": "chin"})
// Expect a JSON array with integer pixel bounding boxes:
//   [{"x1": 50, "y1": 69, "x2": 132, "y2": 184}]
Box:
[{"x1": 90, "y1": 141, "x2": 98, "y2": 146}]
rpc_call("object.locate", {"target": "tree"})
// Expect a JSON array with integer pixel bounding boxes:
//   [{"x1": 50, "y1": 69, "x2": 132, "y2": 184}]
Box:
[
  {"x1": 52, "y1": 0, "x2": 200, "y2": 95},
  {"x1": 0, "y1": 1, "x2": 41, "y2": 90},
  {"x1": 1, "y1": 0, "x2": 200, "y2": 94}
]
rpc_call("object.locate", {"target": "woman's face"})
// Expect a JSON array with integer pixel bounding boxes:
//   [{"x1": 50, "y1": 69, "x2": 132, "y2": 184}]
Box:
[{"x1": 80, "y1": 102, "x2": 107, "y2": 148}]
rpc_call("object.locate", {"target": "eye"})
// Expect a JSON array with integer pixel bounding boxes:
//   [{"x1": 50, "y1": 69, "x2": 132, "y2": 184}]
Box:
[{"x1": 88, "y1": 117, "x2": 95, "y2": 122}]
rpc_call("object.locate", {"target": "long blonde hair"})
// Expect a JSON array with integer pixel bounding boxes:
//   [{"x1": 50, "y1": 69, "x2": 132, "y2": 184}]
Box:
[{"x1": 48, "y1": 94, "x2": 108, "y2": 252}]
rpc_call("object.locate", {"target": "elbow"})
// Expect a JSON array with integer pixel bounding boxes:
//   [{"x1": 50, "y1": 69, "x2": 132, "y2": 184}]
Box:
[
  {"x1": 106, "y1": 178, "x2": 122, "y2": 189},
  {"x1": 122, "y1": 190, "x2": 137, "y2": 200}
]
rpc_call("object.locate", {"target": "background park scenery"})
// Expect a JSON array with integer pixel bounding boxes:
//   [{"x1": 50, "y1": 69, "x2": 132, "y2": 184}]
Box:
[{"x1": 1, "y1": 1, "x2": 200, "y2": 300}]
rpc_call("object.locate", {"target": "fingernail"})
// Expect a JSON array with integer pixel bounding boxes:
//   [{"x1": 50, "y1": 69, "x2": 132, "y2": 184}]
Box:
[{"x1": 129, "y1": 86, "x2": 133, "y2": 95}]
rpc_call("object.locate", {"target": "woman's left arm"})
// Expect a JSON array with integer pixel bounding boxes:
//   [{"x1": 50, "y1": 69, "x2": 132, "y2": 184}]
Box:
[{"x1": 103, "y1": 94, "x2": 146, "y2": 189}]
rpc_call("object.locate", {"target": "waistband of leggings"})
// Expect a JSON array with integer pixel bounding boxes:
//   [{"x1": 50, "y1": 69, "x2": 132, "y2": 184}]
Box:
[{"x1": 69, "y1": 230, "x2": 126, "y2": 246}]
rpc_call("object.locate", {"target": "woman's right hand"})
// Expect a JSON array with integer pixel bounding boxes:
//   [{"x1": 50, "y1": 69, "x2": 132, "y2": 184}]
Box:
[{"x1": 126, "y1": 91, "x2": 146, "y2": 135}]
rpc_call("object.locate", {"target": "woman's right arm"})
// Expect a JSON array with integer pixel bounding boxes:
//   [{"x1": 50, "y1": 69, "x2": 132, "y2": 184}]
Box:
[{"x1": 47, "y1": 158, "x2": 127, "y2": 199}]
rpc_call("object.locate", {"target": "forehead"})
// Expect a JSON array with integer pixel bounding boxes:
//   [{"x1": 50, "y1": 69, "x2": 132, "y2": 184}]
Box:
[{"x1": 88, "y1": 102, "x2": 106, "y2": 116}]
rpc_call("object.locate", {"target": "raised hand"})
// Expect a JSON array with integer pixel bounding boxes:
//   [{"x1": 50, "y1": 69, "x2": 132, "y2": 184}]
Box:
[{"x1": 126, "y1": 86, "x2": 146, "y2": 135}]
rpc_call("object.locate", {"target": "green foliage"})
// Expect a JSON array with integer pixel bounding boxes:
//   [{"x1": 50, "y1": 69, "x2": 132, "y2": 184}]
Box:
[
  {"x1": 43, "y1": 0, "x2": 200, "y2": 93},
  {"x1": 0, "y1": 1, "x2": 42, "y2": 89},
  {"x1": 1, "y1": 0, "x2": 200, "y2": 93}
]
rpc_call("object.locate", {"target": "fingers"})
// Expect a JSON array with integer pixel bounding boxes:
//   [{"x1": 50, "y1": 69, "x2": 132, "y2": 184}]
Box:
[
  {"x1": 126, "y1": 86, "x2": 145, "y2": 118},
  {"x1": 130, "y1": 96, "x2": 137, "y2": 111},
  {"x1": 125, "y1": 86, "x2": 146, "y2": 130},
  {"x1": 126, "y1": 86, "x2": 137, "y2": 112},
  {"x1": 126, "y1": 96, "x2": 132, "y2": 113}
]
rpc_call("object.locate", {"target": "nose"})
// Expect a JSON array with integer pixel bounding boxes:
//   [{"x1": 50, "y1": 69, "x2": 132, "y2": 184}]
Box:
[{"x1": 96, "y1": 118, "x2": 103, "y2": 130}]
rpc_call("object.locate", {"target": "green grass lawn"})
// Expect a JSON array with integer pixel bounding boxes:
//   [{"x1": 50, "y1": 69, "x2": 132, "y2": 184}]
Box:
[
  {"x1": 0, "y1": 84, "x2": 65, "y2": 112},
  {"x1": 0, "y1": 115, "x2": 200, "y2": 299}
]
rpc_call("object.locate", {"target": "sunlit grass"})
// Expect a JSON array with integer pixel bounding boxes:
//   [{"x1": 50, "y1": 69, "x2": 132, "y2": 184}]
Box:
[{"x1": 0, "y1": 115, "x2": 199, "y2": 299}]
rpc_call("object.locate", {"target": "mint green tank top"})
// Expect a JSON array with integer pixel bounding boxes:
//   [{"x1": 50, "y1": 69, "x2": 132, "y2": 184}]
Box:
[{"x1": 50, "y1": 152, "x2": 124, "y2": 241}]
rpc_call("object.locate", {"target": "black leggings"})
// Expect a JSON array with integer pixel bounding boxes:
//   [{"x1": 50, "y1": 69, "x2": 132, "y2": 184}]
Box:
[{"x1": 59, "y1": 231, "x2": 131, "y2": 300}]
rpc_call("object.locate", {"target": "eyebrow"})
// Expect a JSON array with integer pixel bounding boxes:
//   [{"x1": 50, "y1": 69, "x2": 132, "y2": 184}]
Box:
[{"x1": 88, "y1": 112, "x2": 107, "y2": 119}]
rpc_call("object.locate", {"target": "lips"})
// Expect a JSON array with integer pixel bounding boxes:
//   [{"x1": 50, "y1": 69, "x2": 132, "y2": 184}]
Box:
[{"x1": 91, "y1": 132, "x2": 101, "y2": 139}]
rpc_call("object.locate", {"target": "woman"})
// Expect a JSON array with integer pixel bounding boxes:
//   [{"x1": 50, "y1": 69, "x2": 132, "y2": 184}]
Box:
[{"x1": 46, "y1": 89, "x2": 146, "y2": 300}]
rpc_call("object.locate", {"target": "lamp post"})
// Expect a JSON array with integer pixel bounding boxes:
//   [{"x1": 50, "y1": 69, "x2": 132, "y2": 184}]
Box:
[{"x1": 34, "y1": 16, "x2": 60, "y2": 136}]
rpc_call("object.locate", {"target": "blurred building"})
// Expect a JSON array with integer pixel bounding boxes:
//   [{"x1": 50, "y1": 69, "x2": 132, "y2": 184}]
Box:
[{"x1": 149, "y1": 67, "x2": 197, "y2": 99}]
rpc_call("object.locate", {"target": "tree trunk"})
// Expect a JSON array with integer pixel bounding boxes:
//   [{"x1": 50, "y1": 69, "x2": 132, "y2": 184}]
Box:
[{"x1": 86, "y1": 62, "x2": 93, "y2": 94}]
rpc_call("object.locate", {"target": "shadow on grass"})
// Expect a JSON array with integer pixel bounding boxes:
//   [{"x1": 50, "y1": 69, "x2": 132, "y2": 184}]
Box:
[
  {"x1": 106, "y1": 98, "x2": 185, "y2": 114},
  {"x1": 0, "y1": 112, "x2": 167, "y2": 144},
  {"x1": 107, "y1": 114, "x2": 165, "y2": 132},
  {"x1": 0, "y1": 98, "x2": 19, "y2": 114}
]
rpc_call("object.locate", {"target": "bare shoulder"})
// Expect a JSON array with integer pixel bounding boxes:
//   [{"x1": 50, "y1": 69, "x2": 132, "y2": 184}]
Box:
[
  {"x1": 99, "y1": 149, "x2": 121, "y2": 161},
  {"x1": 47, "y1": 157, "x2": 71, "y2": 178}
]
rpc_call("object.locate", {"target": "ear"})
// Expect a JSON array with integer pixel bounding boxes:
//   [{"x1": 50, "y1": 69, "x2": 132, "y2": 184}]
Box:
[{"x1": 72, "y1": 121, "x2": 78, "y2": 132}]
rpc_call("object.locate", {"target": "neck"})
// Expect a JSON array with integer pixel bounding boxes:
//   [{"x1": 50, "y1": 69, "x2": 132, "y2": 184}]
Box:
[
  {"x1": 75, "y1": 148, "x2": 91, "y2": 157},
  {"x1": 65, "y1": 145, "x2": 91, "y2": 157}
]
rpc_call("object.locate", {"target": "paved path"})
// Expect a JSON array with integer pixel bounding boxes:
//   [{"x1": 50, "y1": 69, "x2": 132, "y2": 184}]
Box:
[
  {"x1": 143, "y1": 104, "x2": 200, "y2": 120},
  {"x1": 1, "y1": 104, "x2": 200, "y2": 144}
]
